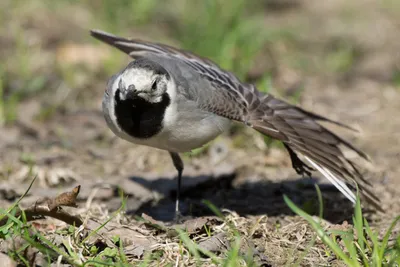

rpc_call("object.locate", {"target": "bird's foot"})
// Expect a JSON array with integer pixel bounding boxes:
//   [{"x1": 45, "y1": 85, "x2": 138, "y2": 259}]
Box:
[
  {"x1": 293, "y1": 159, "x2": 315, "y2": 177},
  {"x1": 284, "y1": 143, "x2": 315, "y2": 177},
  {"x1": 173, "y1": 210, "x2": 184, "y2": 224},
  {"x1": 284, "y1": 144, "x2": 315, "y2": 177}
]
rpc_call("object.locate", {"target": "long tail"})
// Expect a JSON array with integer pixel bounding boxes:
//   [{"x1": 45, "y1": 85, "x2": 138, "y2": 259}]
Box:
[{"x1": 249, "y1": 94, "x2": 381, "y2": 211}]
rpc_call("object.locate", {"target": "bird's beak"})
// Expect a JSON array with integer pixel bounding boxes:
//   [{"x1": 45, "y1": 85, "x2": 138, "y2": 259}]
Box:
[
  {"x1": 125, "y1": 89, "x2": 139, "y2": 100},
  {"x1": 118, "y1": 79, "x2": 138, "y2": 100}
]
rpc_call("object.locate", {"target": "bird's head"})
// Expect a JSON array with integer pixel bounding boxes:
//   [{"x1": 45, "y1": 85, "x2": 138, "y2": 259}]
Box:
[
  {"x1": 102, "y1": 58, "x2": 174, "y2": 140},
  {"x1": 107, "y1": 58, "x2": 171, "y2": 104}
]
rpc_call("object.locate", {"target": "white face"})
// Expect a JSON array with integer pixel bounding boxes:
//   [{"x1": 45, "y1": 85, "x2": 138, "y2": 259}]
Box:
[
  {"x1": 111, "y1": 67, "x2": 169, "y2": 104},
  {"x1": 102, "y1": 59, "x2": 177, "y2": 143}
]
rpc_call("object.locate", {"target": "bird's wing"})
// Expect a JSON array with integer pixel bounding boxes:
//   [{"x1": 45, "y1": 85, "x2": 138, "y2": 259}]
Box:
[
  {"x1": 90, "y1": 29, "x2": 380, "y2": 210},
  {"x1": 90, "y1": 29, "x2": 251, "y2": 120}
]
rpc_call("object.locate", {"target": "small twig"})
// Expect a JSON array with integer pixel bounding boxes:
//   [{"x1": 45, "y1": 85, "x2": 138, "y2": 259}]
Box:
[{"x1": 0, "y1": 186, "x2": 83, "y2": 226}]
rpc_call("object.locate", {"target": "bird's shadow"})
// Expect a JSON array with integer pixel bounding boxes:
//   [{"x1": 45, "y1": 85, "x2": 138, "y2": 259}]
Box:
[{"x1": 125, "y1": 172, "x2": 357, "y2": 223}]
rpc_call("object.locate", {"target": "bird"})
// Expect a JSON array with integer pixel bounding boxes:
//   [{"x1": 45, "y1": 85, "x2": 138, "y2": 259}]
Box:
[{"x1": 90, "y1": 29, "x2": 380, "y2": 219}]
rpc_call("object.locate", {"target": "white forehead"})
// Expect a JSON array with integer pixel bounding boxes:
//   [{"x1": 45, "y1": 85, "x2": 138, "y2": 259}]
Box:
[{"x1": 114, "y1": 68, "x2": 155, "y2": 90}]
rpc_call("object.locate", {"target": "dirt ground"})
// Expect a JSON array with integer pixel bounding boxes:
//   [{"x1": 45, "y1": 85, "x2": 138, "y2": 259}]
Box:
[{"x1": 1, "y1": 0, "x2": 400, "y2": 266}]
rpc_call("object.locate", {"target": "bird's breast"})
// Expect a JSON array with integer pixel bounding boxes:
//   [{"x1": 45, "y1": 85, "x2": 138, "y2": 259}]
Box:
[
  {"x1": 157, "y1": 103, "x2": 231, "y2": 152},
  {"x1": 104, "y1": 92, "x2": 230, "y2": 152}
]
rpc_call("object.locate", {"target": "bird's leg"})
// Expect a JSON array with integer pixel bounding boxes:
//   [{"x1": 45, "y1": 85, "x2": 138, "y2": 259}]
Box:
[
  {"x1": 283, "y1": 144, "x2": 315, "y2": 177},
  {"x1": 169, "y1": 152, "x2": 184, "y2": 221}
]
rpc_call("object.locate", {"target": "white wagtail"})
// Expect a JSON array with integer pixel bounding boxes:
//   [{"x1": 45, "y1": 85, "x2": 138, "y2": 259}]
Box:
[{"x1": 90, "y1": 29, "x2": 380, "y2": 217}]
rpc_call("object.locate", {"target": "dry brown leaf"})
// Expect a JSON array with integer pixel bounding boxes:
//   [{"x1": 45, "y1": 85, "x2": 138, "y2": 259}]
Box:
[
  {"x1": 198, "y1": 232, "x2": 228, "y2": 254},
  {"x1": 180, "y1": 216, "x2": 222, "y2": 234},
  {"x1": 141, "y1": 213, "x2": 167, "y2": 231},
  {"x1": 0, "y1": 185, "x2": 83, "y2": 227},
  {"x1": 84, "y1": 219, "x2": 158, "y2": 258}
]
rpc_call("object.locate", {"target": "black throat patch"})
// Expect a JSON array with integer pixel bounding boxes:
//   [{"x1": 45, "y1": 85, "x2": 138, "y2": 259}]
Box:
[{"x1": 114, "y1": 89, "x2": 170, "y2": 139}]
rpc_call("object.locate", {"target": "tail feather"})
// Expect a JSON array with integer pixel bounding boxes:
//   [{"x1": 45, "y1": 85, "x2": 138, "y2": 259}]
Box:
[
  {"x1": 296, "y1": 106, "x2": 360, "y2": 133},
  {"x1": 305, "y1": 156, "x2": 356, "y2": 203},
  {"x1": 250, "y1": 95, "x2": 381, "y2": 211}
]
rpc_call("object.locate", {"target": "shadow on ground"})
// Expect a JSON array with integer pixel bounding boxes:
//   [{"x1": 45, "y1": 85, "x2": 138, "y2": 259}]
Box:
[{"x1": 127, "y1": 174, "x2": 356, "y2": 223}]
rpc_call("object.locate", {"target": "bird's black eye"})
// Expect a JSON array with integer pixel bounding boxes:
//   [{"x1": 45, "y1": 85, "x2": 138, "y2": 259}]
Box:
[{"x1": 151, "y1": 79, "x2": 158, "y2": 91}]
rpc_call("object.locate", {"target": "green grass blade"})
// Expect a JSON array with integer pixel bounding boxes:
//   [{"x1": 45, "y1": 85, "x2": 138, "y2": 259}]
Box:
[
  {"x1": 176, "y1": 228, "x2": 201, "y2": 263},
  {"x1": 364, "y1": 219, "x2": 382, "y2": 267},
  {"x1": 353, "y1": 195, "x2": 365, "y2": 252},
  {"x1": 380, "y1": 215, "x2": 400, "y2": 260},
  {"x1": 0, "y1": 175, "x2": 37, "y2": 222},
  {"x1": 176, "y1": 227, "x2": 222, "y2": 265},
  {"x1": 202, "y1": 200, "x2": 225, "y2": 219},
  {"x1": 223, "y1": 237, "x2": 241, "y2": 267},
  {"x1": 342, "y1": 234, "x2": 359, "y2": 266},
  {"x1": 83, "y1": 191, "x2": 127, "y2": 244},
  {"x1": 314, "y1": 184, "x2": 324, "y2": 219}
]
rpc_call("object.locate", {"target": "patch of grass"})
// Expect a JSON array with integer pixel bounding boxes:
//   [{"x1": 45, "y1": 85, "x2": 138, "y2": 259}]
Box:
[
  {"x1": 0, "y1": 24, "x2": 48, "y2": 124},
  {"x1": 173, "y1": 0, "x2": 270, "y2": 81},
  {"x1": 0, "y1": 188, "x2": 255, "y2": 267},
  {"x1": 8, "y1": 178, "x2": 397, "y2": 266},
  {"x1": 392, "y1": 70, "x2": 400, "y2": 89},
  {"x1": 11, "y1": 29, "x2": 48, "y2": 93},
  {"x1": 175, "y1": 200, "x2": 260, "y2": 266},
  {"x1": 80, "y1": 0, "x2": 158, "y2": 33},
  {"x1": 0, "y1": 72, "x2": 5, "y2": 125},
  {"x1": 0, "y1": 180, "x2": 267, "y2": 266},
  {"x1": 0, "y1": 69, "x2": 22, "y2": 124},
  {"x1": 381, "y1": 0, "x2": 400, "y2": 15},
  {"x1": 325, "y1": 41, "x2": 358, "y2": 74},
  {"x1": 0, "y1": 182, "x2": 132, "y2": 266},
  {"x1": 256, "y1": 74, "x2": 273, "y2": 94},
  {"x1": 183, "y1": 142, "x2": 212, "y2": 158},
  {"x1": 285, "y1": 188, "x2": 400, "y2": 266}
]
